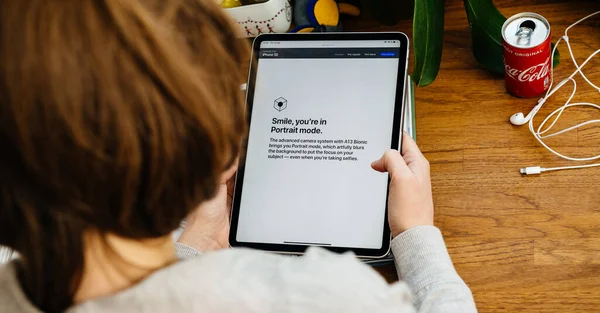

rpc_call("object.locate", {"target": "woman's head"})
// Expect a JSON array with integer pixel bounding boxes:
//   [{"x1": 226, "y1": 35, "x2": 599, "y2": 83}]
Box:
[{"x1": 0, "y1": 0, "x2": 248, "y2": 311}]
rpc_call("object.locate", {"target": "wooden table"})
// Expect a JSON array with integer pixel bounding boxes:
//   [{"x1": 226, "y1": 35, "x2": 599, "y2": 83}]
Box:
[{"x1": 344, "y1": 0, "x2": 600, "y2": 312}]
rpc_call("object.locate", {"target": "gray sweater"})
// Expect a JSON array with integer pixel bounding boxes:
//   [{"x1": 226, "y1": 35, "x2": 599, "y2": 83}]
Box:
[{"x1": 0, "y1": 226, "x2": 476, "y2": 313}]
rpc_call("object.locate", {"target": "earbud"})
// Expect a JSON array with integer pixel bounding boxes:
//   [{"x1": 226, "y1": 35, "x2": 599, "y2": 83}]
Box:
[
  {"x1": 510, "y1": 102, "x2": 544, "y2": 126},
  {"x1": 510, "y1": 112, "x2": 528, "y2": 125}
]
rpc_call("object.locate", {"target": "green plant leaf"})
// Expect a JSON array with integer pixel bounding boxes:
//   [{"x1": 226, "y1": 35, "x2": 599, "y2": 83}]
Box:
[
  {"x1": 412, "y1": 0, "x2": 445, "y2": 87},
  {"x1": 463, "y1": 0, "x2": 505, "y2": 75},
  {"x1": 463, "y1": 0, "x2": 560, "y2": 75},
  {"x1": 552, "y1": 43, "x2": 560, "y2": 68}
]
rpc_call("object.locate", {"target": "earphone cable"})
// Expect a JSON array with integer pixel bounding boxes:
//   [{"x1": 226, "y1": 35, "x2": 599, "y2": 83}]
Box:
[{"x1": 522, "y1": 11, "x2": 600, "y2": 170}]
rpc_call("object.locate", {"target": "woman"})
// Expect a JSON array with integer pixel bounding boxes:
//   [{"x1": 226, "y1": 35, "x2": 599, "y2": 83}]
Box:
[{"x1": 0, "y1": 1, "x2": 476, "y2": 313}]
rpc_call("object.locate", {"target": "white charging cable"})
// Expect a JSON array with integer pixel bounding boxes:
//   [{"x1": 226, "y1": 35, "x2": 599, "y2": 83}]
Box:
[{"x1": 515, "y1": 11, "x2": 600, "y2": 175}]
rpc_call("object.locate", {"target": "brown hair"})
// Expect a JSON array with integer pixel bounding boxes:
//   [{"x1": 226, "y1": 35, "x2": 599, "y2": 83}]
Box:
[{"x1": 0, "y1": 0, "x2": 248, "y2": 312}]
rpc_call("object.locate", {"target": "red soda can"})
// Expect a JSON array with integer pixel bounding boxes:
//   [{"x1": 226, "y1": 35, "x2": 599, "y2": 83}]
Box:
[{"x1": 502, "y1": 13, "x2": 552, "y2": 98}]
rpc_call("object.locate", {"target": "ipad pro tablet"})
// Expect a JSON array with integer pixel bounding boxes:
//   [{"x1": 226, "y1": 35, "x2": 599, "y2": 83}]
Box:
[{"x1": 230, "y1": 33, "x2": 409, "y2": 258}]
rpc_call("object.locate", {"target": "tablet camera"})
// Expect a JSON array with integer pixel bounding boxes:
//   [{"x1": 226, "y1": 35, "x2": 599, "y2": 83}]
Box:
[{"x1": 274, "y1": 97, "x2": 288, "y2": 112}]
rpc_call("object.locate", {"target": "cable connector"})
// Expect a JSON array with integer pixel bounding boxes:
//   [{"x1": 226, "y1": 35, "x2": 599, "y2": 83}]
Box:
[
  {"x1": 563, "y1": 35, "x2": 569, "y2": 42},
  {"x1": 520, "y1": 166, "x2": 542, "y2": 175}
]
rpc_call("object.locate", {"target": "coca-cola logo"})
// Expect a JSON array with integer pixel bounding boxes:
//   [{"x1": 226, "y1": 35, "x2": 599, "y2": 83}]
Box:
[{"x1": 505, "y1": 57, "x2": 550, "y2": 82}]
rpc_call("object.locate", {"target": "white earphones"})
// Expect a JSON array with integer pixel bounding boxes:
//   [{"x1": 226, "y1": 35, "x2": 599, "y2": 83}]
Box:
[
  {"x1": 509, "y1": 102, "x2": 543, "y2": 126},
  {"x1": 511, "y1": 11, "x2": 600, "y2": 175},
  {"x1": 510, "y1": 77, "x2": 573, "y2": 126}
]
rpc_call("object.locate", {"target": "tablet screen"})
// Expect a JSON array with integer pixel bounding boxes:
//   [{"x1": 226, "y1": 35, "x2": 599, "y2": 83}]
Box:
[{"x1": 232, "y1": 35, "x2": 407, "y2": 255}]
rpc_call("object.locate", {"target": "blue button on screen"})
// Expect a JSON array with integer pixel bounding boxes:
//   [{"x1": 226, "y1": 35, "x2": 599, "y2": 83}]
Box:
[{"x1": 380, "y1": 52, "x2": 396, "y2": 57}]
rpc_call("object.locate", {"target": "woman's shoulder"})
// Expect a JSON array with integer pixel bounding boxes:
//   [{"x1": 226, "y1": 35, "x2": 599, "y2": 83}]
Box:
[
  {"x1": 185, "y1": 247, "x2": 390, "y2": 287},
  {"x1": 163, "y1": 247, "x2": 395, "y2": 294},
  {"x1": 71, "y1": 248, "x2": 413, "y2": 313},
  {"x1": 0, "y1": 262, "x2": 44, "y2": 313}
]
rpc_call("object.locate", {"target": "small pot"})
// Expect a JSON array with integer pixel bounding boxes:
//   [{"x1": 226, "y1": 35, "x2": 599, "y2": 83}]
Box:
[{"x1": 225, "y1": 0, "x2": 293, "y2": 37}]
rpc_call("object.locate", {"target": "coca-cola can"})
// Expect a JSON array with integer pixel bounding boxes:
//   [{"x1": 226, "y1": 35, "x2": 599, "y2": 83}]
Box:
[{"x1": 502, "y1": 12, "x2": 552, "y2": 98}]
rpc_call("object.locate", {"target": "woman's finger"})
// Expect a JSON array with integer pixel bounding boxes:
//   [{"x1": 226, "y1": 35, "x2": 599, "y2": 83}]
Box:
[{"x1": 371, "y1": 149, "x2": 412, "y2": 179}]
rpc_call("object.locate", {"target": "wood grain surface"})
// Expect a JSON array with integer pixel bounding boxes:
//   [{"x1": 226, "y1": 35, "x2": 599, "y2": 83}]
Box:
[{"x1": 342, "y1": 0, "x2": 600, "y2": 312}]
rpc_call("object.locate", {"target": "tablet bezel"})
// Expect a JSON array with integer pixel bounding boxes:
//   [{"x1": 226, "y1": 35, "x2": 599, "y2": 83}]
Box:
[{"x1": 229, "y1": 32, "x2": 409, "y2": 258}]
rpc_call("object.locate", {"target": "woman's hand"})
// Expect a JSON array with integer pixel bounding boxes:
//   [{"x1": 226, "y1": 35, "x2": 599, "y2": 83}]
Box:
[
  {"x1": 176, "y1": 166, "x2": 236, "y2": 252},
  {"x1": 371, "y1": 133, "x2": 434, "y2": 238}
]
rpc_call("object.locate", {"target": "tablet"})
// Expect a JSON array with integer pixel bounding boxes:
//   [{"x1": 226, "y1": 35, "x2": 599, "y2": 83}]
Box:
[{"x1": 230, "y1": 33, "x2": 409, "y2": 258}]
